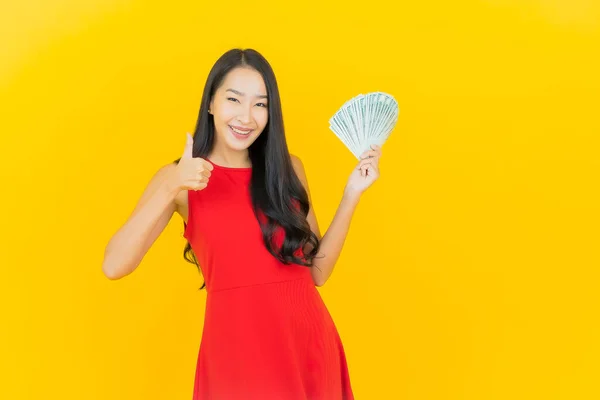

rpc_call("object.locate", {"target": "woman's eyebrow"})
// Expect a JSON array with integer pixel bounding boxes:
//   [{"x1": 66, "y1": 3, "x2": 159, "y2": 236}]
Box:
[{"x1": 226, "y1": 88, "x2": 268, "y2": 99}]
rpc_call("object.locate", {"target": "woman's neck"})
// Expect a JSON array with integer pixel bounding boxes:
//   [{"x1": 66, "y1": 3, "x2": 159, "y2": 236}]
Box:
[{"x1": 207, "y1": 147, "x2": 252, "y2": 168}]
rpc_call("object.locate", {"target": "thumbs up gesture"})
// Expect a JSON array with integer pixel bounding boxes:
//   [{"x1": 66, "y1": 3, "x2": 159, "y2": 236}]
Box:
[{"x1": 174, "y1": 133, "x2": 214, "y2": 191}]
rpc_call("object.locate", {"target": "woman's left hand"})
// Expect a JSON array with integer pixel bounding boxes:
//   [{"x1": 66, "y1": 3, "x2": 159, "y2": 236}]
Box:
[{"x1": 344, "y1": 144, "x2": 382, "y2": 197}]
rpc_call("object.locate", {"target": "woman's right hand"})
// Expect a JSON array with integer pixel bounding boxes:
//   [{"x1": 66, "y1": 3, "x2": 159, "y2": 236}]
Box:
[{"x1": 173, "y1": 133, "x2": 214, "y2": 192}]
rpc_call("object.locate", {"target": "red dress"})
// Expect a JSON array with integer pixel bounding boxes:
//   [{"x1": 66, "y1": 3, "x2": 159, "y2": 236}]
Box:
[{"x1": 183, "y1": 159, "x2": 354, "y2": 400}]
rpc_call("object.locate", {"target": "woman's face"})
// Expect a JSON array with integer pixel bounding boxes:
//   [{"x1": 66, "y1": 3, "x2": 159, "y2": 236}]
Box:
[{"x1": 209, "y1": 67, "x2": 269, "y2": 152}]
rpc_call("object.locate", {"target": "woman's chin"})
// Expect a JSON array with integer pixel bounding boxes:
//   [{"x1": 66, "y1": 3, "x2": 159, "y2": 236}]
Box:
[{"x1": 224, "y1": 134, "x2": 256, "y2": 151}]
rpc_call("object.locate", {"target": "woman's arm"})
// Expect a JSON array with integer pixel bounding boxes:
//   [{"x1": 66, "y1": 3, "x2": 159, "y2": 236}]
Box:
[
  {"x1": 102, "y1": 134, "x2": 213, "y2": 280},
  {"x1": 310, "y1": 191, "x2": 361, "y2": 287},
  {"x1": 102, "y1": 164, "x2": 181, "y2": 280},
  {"x1": 291, "y1": 155, "x2": 361, "y2": 287},
  {"x1": 291, "y1": 146, "x2": 381, "y2": 287}
]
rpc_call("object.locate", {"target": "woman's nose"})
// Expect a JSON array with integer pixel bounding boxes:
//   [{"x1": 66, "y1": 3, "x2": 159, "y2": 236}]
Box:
[{"x1": 238, "y1": 107, "x2": 252, "y2": 124}]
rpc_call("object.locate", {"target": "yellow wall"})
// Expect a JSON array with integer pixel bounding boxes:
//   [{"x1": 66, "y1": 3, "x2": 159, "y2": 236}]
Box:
[{"x1": 2, "y1": 0, "x2": 599, "y2": 398}]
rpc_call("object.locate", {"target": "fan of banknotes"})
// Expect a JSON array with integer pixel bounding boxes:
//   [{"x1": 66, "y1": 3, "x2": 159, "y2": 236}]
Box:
[{"x1": 329, "y1": 91, "x2": 399, "y2": 159}]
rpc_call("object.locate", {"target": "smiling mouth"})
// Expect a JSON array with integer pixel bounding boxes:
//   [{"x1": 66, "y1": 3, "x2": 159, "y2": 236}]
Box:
[{"x1": 229, "y1": 125, "x2": 253, "y2": 135}]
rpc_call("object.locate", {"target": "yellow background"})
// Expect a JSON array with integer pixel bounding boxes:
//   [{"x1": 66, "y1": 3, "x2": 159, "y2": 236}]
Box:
[{"x1": 2, "y1": 0, "x2": 599, "y2": 399}]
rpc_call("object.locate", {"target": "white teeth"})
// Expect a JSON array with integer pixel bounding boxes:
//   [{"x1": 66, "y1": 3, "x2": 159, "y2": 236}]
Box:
[{"x1": 230, "y1": 126, "x2": 251, "y2": 135}]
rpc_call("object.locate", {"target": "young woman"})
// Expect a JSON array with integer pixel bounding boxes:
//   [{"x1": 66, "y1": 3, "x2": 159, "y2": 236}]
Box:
[{"x1": 102, "y1": 48, "x2": 382, "y2": 400}]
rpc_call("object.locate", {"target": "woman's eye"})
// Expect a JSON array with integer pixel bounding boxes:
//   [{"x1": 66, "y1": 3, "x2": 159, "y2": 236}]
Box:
[
  {"x1": 227, "y1": 97, "x2": 239, "y2": 103},
  {"x1": 256, "y1": 103, "x2": 267, "y2": 108}
]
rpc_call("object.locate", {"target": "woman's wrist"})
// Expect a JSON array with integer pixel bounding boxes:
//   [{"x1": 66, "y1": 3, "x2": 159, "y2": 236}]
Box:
[{"x1": 342, "y1": 187, "x2": 362, "y2": 204}]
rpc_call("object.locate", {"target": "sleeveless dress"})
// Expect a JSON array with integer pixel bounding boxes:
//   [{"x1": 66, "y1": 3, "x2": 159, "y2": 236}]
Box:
[{"x1": 183, "y1": 159, "x2": 354, "y2": 400}]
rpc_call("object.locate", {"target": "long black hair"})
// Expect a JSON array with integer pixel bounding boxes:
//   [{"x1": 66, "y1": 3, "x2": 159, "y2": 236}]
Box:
[{"x1": 174, "y1": 48, "x2": 321, "y2": 290}]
